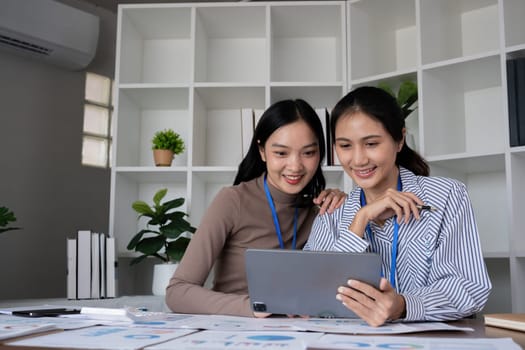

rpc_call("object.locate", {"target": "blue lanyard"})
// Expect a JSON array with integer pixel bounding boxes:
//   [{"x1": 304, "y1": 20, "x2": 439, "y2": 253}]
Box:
[
  {"x1": 360, "y1": 174, "x2": 402, "y2": 290},
  {"x1": 263, "y1": 175, "x2": 298, "y2": 249}
]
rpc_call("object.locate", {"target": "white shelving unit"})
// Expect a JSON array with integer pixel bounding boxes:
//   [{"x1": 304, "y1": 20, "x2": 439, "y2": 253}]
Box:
[
  {"x1": 111, "y1": 0, "x2": 524, "y2": 313},
  {"x1": 348, "y1": 0, "x2": 525, "y2": 313},
  {"x1": 111, "y1": 1, "x2": 348, "y2": 255}
]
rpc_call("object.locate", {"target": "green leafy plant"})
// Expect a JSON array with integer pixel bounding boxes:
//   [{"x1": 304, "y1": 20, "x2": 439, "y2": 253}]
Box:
[
  {"x1": 0, "y1": 206, "x2": 20, "y2": 234},
  {"x1": 152, "y1": 129, "x2": 185, "y2": 155},
  {"x1": 127, "y1": 188, "x2": 196, "y2": 266},
  {"x1": 378, "y1": 80, "x2": 418, "y2": 119}
]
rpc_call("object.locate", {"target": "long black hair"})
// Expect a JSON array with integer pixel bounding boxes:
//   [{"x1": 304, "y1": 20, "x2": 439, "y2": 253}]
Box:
[
  {"x1": 233, "y1": 99, "x2": 327, "y2": 202},
  {"x1": 331, "y1": 86, "x2": 429, "y2": 176}
]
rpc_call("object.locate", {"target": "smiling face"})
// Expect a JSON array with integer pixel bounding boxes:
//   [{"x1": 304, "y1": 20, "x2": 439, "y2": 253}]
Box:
[
  {"x1": 259, "y1": 120, "x2": 320, "y2": 194},
  {"x1": 334, "y1": 111, "x2": 404, "y2": 201}
]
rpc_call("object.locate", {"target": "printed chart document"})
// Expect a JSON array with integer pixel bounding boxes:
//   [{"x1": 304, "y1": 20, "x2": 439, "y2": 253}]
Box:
[
  {"x1": 8, "y1": 325, "x2": 197, "y2": 350},
  {"x1": 145, "y1": 330, "x2": 323, "y2": 350},
  {"x1": 0, "y1": 314, "x2": 101, "y2": 333},
  {"x1": 291, "y1": 318, "x2": 473, "y2": 334},
  {"x1": 158, "y1": 314, "x2": 473, "y2": 334},
  {"x1": 0, "y1": 316, "x2": 56, "y2": 341},
  {"x1": 307, "y1": 334, "x2": 522, "y2": 350}
]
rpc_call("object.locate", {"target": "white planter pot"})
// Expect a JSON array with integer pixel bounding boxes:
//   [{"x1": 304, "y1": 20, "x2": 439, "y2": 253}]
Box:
[{"x1": 152, "y1": 263, "x2": 178, "y2": 296}]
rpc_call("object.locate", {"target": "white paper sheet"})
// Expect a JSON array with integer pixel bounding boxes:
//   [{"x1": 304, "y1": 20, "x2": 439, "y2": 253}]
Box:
[
  {"x1": 1, "y1": 313, "x2": 109, "y2": 331},
  {"x1": 156, "y1": 314, "x2": 473, "y2": 334},
  {"x1": 8, "y1": 325, "x2": 197, "y2": 350},
  {"x1": 291, "y1": 318, "x2": 473, "y2": 334},
  {"x1": 145, "y1": 330, "x2": 323, "y2": 350},
  {"x1": 0, "y1": 316, "x2": 57, "y2": 341},
  {"x1": 307, "y1": 334, "x2": 522, "y2": 350}
]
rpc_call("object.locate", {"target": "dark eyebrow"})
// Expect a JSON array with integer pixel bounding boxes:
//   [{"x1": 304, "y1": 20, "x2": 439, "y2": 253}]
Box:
[
  {"x1": 335, "y1": 135, "x2": 381, "y2": 142},
  {"x1": 270, "y1": 142, "x2": 319, "y2": 149}
]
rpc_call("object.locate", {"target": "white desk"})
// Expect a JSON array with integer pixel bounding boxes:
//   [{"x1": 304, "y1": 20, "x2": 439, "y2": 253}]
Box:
[{"x1": 0, "y1": 295, "x2": 168, "y2": 312}]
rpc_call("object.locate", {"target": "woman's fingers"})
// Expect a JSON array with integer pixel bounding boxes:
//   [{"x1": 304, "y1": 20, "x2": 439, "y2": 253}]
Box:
[
  {"x1": 315, "y1": 189, "x2": 347, "y2": 215},
  {"x1": 368, "y1": 190, "x2": 424, "y2": 224},
  {"x1": 336, "y1": 278, "x2": 401, "y2": 327}
]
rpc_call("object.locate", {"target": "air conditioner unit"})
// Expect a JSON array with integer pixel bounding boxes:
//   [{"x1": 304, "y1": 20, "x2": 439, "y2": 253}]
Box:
[{"x1": 0, "y1": 0, "x2": 99, "y2": 71}]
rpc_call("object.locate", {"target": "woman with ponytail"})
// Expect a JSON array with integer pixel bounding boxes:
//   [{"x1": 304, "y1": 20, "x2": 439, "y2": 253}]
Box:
[{"x1": 305, "y1": 86, "x2": 491, "y2": 326}]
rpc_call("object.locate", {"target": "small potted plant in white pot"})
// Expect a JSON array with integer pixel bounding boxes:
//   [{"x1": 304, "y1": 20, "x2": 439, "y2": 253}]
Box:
[
  {"x1": 152, "y1": 129, "x2": 185, "y2": 167},
  {"x1": 127, "y1": 188, "x2": 196, "y2": 295}
]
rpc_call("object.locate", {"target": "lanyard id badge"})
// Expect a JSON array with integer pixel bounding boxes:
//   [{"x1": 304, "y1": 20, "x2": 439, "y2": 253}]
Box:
[
  {"x1": 264, "y1": 175, "x2": 298, "y2": 249},
  {"x1": 360, "y1": 174, "x2": 402, "y2": 290}
]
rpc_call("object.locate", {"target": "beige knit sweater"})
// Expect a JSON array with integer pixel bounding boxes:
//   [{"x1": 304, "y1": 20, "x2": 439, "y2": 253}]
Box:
[{"x1": 165, "y1": 175, "x2": 317, "y2": 316}]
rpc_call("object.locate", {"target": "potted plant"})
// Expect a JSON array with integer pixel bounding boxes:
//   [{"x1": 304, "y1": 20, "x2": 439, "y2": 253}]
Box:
[
  {"x1": 0, "y1": 206, "x2": 20, "y2": 234},
  {"x1": 128, "y1": 188, "x2": 196, "y2": 295},
  {"x1": 152, "y1": 129, "x2": 185, "y2": 166},
  {"x1": 378, "y1": 80, "x2": 418, "y2": 149},
  {"x1": 378, "y1": 80, "x2": 418, "y2": 120}
]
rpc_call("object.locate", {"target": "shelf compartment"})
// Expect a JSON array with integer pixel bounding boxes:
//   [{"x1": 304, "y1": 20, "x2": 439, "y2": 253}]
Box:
[
  {"x1": 420, "y1": 0, "x2": 500, "y2": 65},
  {"x1": 189, "y1": 169, "x2": 237, "y2": 227},
  {"x1": 270, "y1": 3, "x2": 344, "y2": 83},
  {"x1": 510, "y1": 257, "x2": 525, "y2": 312},
  {"x1": 503, "y1": 0, "x2": 525, "y2": 48},
  {"x1": 192, "y1": 86, "x2": 265, "y2": 167},
  {"x1": 194, "y1": 5, "x2": 266, "y2": 83},
  {"x1": 484, "y1": 258, "x2": 512, "y2": 313},
  {"x1": 323, "y1": 167, "x2": 349, "y2": 193},
  {"x1": 349, "y1": 0, "x2": 416, "y2": 80},
  {"x1": 270, "y1": 85, "x2": 343, "y2": 110},
  {"x1": 111, "y1": 170, "x2": 188, "y2": 255},
  {"x1": 510, "y1": 152, "x2": 525, "y2": 253},
  {"x1": 421, "y1": 56, "x2": 504, "y2": 157},
  {"x1": 115, "y1": 87, "x2": 190, "y2": 167},
  {"x1": 118, "y1": 6, "x2": 192, "y2": 84},
  {"x1": 429, "y1": 154, "x2": 508, "y2": 256}
]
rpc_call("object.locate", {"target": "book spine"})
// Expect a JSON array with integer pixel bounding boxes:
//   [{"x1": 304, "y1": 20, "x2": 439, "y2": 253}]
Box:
[
  {"x1": 241, "y1": 108, "x2": 254, "y2": 158},
  {"x1": 325, "y1": 108, "x2": 334, "y2": 165},
  {"x1": 508, "y1": 59, "x2": 519, "y2": 146},
  {"x1": 76, "y1": 230, "x2": 91, "y2": 299},
  {"x1": 316, "y1": 108, "x2": 329, "y2": 166},
  {"x1": 66, "y1": 238, "x2": 77, "y2": 300},
  {"x1": 516, "y1": 58, "x2": 525, "y2": 146},
  {"x1": 90, "y1": 232, "x2": 100, "y2": 299},
  {"x1": 99, "y1": 233, "x2": 106, "y2": 298},
  {"x1": 105, "y1": 236, "x2": 117, "y2": 298},
  {"x1": 253, "y1": 109, "x2": 264, "y2": 130}
]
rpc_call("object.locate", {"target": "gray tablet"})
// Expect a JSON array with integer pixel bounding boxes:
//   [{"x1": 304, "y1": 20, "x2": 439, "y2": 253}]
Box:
[{"x1": 245, "y1": 249, "x2": 382, "y2": 318}]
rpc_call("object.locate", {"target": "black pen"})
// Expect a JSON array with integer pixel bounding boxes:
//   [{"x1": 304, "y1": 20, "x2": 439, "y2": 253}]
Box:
[{"x1": 416, "y1": 205, "x2": 438, "y2": 212}]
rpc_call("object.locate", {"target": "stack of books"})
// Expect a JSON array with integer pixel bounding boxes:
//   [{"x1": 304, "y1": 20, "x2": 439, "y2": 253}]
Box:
[{"x1": 66, "y1": 230, "x2": 117, "y2": 300}]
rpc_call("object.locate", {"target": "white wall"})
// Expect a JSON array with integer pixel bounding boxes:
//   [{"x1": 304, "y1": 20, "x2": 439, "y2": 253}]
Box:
[{"x1": 0, "y1": 0, "x2": 115, "y2": 299}]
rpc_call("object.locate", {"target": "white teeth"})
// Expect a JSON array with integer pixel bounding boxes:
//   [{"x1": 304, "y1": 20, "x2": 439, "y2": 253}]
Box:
[
  {"x1": 355, "y1": 169, "x2": 373, "y2": 175},
  {"x1": 285, "y1": 175, "x2": 301, "y2": 180}
]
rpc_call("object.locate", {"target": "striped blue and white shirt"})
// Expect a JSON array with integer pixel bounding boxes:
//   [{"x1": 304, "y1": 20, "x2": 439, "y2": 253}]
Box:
[{"x1": 305, "y1": 167, "x2": 492, "y2": 321}]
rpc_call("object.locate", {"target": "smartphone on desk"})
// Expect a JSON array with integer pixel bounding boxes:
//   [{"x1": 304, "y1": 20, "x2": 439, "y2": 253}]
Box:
[{"x1": 12, "y1": 308, "x2": 81, "y2": 317}]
